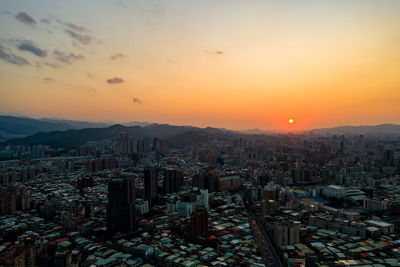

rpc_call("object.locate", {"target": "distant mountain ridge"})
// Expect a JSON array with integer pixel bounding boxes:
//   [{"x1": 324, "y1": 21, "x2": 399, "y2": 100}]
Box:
[
  {"x1": 308, "y1": 123, "x2": 400, "y2": 135},
  {"x1": 0, "y1": 115, "x2": 152, "y2": 142},
  {"x1": 39, "y1": 118, "x2": 110, "y2": 129},
  {"x1": 1, "y1": 115, "x2": 399, "y2": 147},
  {"x1": 0, "y1": 115, "x2": 79, "y2": 142},
  {"x1": 1, "y1": 123, "x2": 238, "y2": 149}
]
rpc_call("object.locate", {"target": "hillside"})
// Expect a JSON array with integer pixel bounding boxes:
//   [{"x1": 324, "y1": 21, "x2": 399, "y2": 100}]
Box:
[
  {"x1": 1, "y1": 124, "x2": 235, "y2": 149},
  {"x1": 310, "y1": 124, "x2": 400, "y2": 135}
]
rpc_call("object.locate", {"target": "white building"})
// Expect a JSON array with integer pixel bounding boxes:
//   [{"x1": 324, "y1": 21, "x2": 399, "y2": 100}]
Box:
[
  {"x1": 366, "y1": 220, "x2": 394, "y2": 234},
  {"x1": 363, "y1": 198, "x2": 389, "y2": 211},
  {"x1": 136, "y1": 199, "x2": 149, "y2": 215},
  {"x1": 323, "y1": 185, "x2": 346, "y2": 199},
  {"x1": 200, "y1": 189, "x2": 209, "y2": 210},
  {"x1": 176, "y1": 189, "x2": 209, "y2": 218}
]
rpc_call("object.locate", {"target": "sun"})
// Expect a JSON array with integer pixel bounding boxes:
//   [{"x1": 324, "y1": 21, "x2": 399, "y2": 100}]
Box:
[{"x1": 288, "y1": 118, "x2": 294, "y2": 124}]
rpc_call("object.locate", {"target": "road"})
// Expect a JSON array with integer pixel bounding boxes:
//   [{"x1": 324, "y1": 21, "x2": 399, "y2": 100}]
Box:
[{"x1": 243, "y1": 191, "x2": 283, "y2": 267}]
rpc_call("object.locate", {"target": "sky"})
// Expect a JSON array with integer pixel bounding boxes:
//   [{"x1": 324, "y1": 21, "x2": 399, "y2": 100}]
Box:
[{"x1": 0, "y1": 0, "x2": 400, "y2": 132}]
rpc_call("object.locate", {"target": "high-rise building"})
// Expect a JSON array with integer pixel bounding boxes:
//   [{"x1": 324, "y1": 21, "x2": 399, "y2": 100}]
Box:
[
  {"x1": 144, "y1": 166, "x2": 158, "y2": 207},
  {"x1": 257, "y1": 172, "x2": 270, "y2": 186},
  {"x1": 192, "y1": 172, "x2": 217, "y2": 193},
  {"x1": 163, "y1": 168, "x2": 184, "y2": 194},
  {"x1": 0, "y1": 169, "x2": 17, "y2": 186},
  {"x1": 0, "y1": 187, "x2": 16, "y2": 215},
  {"x1": 218, "y1": 175, "x2": 241, "y2": 191},
  {"x1": 154, "y1": 139, "x2": 168, "y2": 155},
  {"x1": 143, "y1": 137, "x2": 151, "y2": 152},
  {"x1": 261, "y1": 199, "x2": 277, "y2": 216},
  {"x1": 262, "y1": 182, "x2": 280, "y2": 201},
  {"x1": 384, "y1": 149, "x2": 394, "y2": 166},
  {"x1": 288, "y1": 223, "x2": 300, "y2": 244},
  {"x1": 116, "y1": 133, "x2": 137, "y2": 157},
  {"x1": 190, "y1": 205, "x2": 208, "y2": 242},
  {"x1": 200, "y1": 189, "x2": 209, "y2": 210},
  {"x1": 135, "y1": 199, "x2": 149, "y2": 215},
  {"x1": 176, "y1": 189, "x2": 209, "y2": 217},
  {"x1": 86, "y1": 158, "x2": 116, "y2": 172},
  {"x1": 137, "y1": 139, "x2": 144, "y2": 153},
  {"x1": 107, "y1": 176, "x2": 136, "y2": 234},
  {"x1": 273, "y1": 222, "x2": 300, "y2": 248},
  {"x1": 205, "y1": 173, "x2": 217, "y2": 193},
  {"x1": 192, "y1": 174, "x2": 205, "y2": 189},
  {"x1": 273, "y1": 223, "x2": 288, "y2": 248},
  {"x1": 24, "y1": 237, "x2": 36, "y2": 267}
]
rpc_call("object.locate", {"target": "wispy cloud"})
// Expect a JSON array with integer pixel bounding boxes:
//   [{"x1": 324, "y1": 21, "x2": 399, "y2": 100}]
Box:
[
  {"x1": 111, "y1": 53, "x2": 125, "y2": 60},
  {"x1": 16, "y1": 40, "x2": 47, "y2": 57},
  {"x1": 42, "y1": 77, "x2": 54, "y2": 82},
  {"x1": 44, "y1": 62, "x2": 59, "y2": 68},
  {"x1": 53, "y1": 50, "x2": 85, "y2": 64},
  {"x1": 65, "y1": 23, "x2": 90, "y2": 33},
  {"x1": 141, "y1": 4, "x2": 165, "y2": 18},
  {"x1": 0, "y1": 44, "x2": 30, "y2": 66},
  {"x1": 41, "y1": 18, "x2": 50, "y2": 24},
  {"x1": 15, "y1": 12, "x2": 36, "y2": 26},
  {"x1": 117, "y1": 1, "x2": 128, "y2": 8},
  {"x1": 64, "y1": 29, "x2": 92, "y2": 45},
  {"x1": 107, "y1": 77, "x2": 124, "y2": 84},
  {"x1": 43, "y1": 16, "x2": 96, "y2": 44},
  {"x1": 133, "y1": 97, "x2": 142, "y2": 104},
  {"x1": 56, "y1": 18, "x2": 90, "y2": 33},
  {"x1": 205, "y1": 50, "x2": 224, "y2": 55}
]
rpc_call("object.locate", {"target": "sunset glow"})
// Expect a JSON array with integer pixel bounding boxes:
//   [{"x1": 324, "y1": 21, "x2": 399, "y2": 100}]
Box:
[{"x1": 1, "y1": 1, "x2": 400, "y2": 131}]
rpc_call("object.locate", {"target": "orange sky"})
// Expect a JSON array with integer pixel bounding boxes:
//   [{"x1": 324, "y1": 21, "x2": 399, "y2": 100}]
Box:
[{"x1": 1, "y1": 1, "x2": 400, "y2": 131}]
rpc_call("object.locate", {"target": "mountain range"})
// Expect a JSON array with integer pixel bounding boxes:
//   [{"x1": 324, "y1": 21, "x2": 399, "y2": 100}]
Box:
[
  {"x1": 0, "y1": 123, "x2": 237, "y2": 149},
  {"x1": 308, "y1": 124, "x2": 400, "y2": 135},
  {"x1": 0, "y1": 115, "x2": 152, "y2": 142},
  {"x1": 0, "y1": 115, "x2": 399, "y2": 148}
]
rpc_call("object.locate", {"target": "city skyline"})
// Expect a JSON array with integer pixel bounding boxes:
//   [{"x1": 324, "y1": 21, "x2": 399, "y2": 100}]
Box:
[{"x1": 1, "y1": 0, "x2": 400, "y2": 131}]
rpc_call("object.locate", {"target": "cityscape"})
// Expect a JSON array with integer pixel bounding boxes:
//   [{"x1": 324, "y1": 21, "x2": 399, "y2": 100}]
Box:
[{"x1": 1, "y1": 1, "x2": 400, "y2": 267}]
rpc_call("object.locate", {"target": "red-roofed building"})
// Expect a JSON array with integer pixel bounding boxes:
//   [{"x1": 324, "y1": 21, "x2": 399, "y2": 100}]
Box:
[{"x1": 56, "y1": 237, "x2": 69, "y2": 243}]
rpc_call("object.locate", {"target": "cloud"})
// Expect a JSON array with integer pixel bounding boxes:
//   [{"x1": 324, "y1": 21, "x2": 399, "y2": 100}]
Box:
[
  {"x1": 41, "y1": 18, "x2": 50, "y2": 24},
  {"x1": 44, "y1": 62, "x2": 59, "y2": 68},
  {"x1": 206, "y1": 50, "x2": 224, "y2": 55},
  {"x1": 0, "y1": 44, "x2": 30, "y2": 66},
  {"x1": 111, "y1": 53, "x2": 125, "y2": 60},
  {"x1": 142, "y1": 4, "x2": 165, "y2": 18},
  {"x1": 15, "y1": 12, "x2": 36, "y2": 26},
  {"x1": 133, "y1": 97, "x2": 142, "y2": 104},
  {"x1": 56, "y1": 18, "x2": 90, "y2": 33},
  {"x1": 65, "y1": 23, "x2": 90, "y2": 33},
  {"x1": 64, "y1": 29, "x2": 92, "y2": 45},
  {"x1": 53, "y1": 50, "x2": 85, "y2": 64},
  {"x1": 107, "y1": 77, "x2": 124, "y2": 84},
  {"x1": 42, "y1": 77, "x2": 54, "y2": 82},
  {"x1": 16, "y1": 40, "x2": 47, "y2": 57},
  {"x1": 117, "y1": 1, "x2": 128, "y2": 8}
]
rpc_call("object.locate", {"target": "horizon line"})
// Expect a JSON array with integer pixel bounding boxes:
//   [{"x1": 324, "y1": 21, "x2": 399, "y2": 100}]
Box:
[{"x1": 1, "y1": 112, "x2": 399, "y2": 134}]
